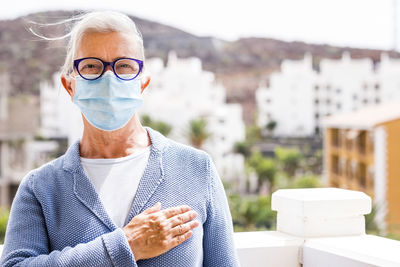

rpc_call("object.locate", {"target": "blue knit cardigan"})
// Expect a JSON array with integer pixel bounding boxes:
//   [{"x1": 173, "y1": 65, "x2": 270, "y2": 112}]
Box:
[{"x1": 0, "y1": 127, "x2": 240, "y2": 266}]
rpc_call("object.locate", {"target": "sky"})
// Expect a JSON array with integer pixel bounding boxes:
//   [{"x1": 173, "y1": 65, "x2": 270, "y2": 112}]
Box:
[{"x1": 1, "y1": 0, "x2": 399, "y2": 50}]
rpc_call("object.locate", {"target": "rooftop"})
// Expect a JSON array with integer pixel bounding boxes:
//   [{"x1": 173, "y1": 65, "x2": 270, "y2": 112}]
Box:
[{"x1": 322, "y1": 101, "x2": 400, "y2": 130}]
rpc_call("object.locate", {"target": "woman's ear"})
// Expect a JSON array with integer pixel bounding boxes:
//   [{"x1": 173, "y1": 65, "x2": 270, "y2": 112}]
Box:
[
  {"x1": 140, "y1": 75, "x2": 151, "y2": 94},
  {"x1": 61, "y1": 74, "x2": 75, "y2": 100}
]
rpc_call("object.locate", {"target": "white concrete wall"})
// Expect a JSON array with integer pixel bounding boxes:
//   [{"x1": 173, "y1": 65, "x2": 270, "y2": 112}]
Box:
[{"x1": 235, "y1": 188, "x2": 400, "y2": 267}]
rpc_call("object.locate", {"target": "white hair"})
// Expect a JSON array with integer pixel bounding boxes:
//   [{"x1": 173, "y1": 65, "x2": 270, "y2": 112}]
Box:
[{"x1": 30, "y1": 11, "x2": 145, "y2": 76}]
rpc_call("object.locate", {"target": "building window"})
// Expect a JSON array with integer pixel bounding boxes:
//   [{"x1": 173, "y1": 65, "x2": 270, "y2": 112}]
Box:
[
  {"x1": 346, "y1": 131, "x2": 353, "y2": 150},
  {"x1": 346, "y1": 160, "x2": 351, "y2": 179},
  {"x1": 357, "y1": 131, "x2": 366, "y2": 155},
  {"x1": 358, "y1": 162, "x2": 367, "y2": 188},
  {"x1": 368, "y1": 132, "x2": 374, "y2": 153},
  {"x1": 331, "y1": 155, "x2": 340, "y2": 175},
  {"x1": 331, "y1": 128, "x2": 340, "y2": 147}
]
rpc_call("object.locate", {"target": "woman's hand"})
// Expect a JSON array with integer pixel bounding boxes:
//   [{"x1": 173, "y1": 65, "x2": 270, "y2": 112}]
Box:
[{"x1": 122, "y1": 202, "x2": 199, "y2": 261}]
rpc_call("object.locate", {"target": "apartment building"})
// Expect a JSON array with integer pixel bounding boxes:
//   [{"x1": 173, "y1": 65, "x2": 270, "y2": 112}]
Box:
[
  {"x1": 322, "y1": 102, "x2": 400, "y2": 233},
  {"x1": 256, "y1": 52, "x2": 400, "y2": 137}
]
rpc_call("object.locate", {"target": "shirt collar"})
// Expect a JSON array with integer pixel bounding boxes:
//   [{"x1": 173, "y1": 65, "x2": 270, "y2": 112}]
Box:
[{"x1": 62, "y1": 126, "x2": 168, "y2": 173}]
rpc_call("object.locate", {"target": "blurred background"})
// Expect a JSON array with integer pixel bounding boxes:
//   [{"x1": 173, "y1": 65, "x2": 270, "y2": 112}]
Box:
[{"x1": 0, "y1": 0, "x2": 400, "y2": 242}]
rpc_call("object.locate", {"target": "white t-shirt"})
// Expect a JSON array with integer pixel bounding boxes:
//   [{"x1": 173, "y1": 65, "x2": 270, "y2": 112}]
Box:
[{"x1": 80, "y1": 146, "x2": 151, "y2": 228}]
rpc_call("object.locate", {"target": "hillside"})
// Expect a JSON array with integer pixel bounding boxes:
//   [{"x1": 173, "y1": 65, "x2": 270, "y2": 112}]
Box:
[{"x1": 0, "y1": 10, "x2": 398, "y2": 123}]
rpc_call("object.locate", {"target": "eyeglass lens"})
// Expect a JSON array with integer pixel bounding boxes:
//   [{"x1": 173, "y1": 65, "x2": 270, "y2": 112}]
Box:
[{"x1": 77, "y1": 58, "x2": 140, "y2": 80}]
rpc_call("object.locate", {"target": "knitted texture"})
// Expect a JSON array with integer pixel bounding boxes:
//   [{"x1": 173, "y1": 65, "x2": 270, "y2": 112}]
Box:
[{"x1": 0, "y1": 127, "x2": 240, "y2": 267}]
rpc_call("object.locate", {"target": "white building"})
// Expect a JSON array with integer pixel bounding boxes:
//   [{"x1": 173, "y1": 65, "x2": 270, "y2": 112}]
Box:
[
  {"x1": 0, "y1": 72, "x2": 59, "y2": 207},
  {"x1": 40, "y1": 53, "x2": 246, "y2": 189},
  {"x1": 256, "y1": 53, "x2": 316, "y2": 136},
  {"x1": 40, "y1": 73, "x2": 83, "y2": 144},
  {"x1": 142, "y1": 52, "x2": 246, "y2": 186},
  {"x1": 256, "y1": 52, "x2": 400, "y2": 137}
]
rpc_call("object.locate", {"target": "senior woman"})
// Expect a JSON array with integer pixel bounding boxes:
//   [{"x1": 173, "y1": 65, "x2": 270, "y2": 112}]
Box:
[{"x1": 0, "y1": 11, "x2": 240, "y2": 267}]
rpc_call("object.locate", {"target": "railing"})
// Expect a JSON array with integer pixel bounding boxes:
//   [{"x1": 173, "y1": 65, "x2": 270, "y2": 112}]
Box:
[
  {"x1": 234, "y1": 188, "x2": 400, "y2": 267},
  {"x1": 1, "y1": 188, "x2": 399, "y2": 266}
]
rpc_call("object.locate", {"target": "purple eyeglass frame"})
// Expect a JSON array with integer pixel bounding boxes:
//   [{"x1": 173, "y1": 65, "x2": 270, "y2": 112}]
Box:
[{"x1": 73, "y1": 57, "x2": 144, "y2": 81}]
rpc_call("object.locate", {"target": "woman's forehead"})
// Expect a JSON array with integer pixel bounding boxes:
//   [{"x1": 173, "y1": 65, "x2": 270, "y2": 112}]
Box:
[{"x1": 75, "y1": 31, "x2": 141, "y2": 60}]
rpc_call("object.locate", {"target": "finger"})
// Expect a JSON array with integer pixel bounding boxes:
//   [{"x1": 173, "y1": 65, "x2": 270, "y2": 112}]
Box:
[
  {"x1": 162, "y1": 205, "x2": 191, "y2": 219},
  {"x1": 170, "y1": 220, "x2": 199, "y2": 237},
  {"x1": 169, "y1": 210, "x2": 198, "y2": 228},
  {"x1": 171, "y1": 230, "x2": 193, "y2": 247},
  {"x1": 142, "y1": 202, "x2": 162, "y2": 215}
]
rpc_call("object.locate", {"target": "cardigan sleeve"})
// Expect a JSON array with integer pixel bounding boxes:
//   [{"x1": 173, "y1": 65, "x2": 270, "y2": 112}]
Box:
[
  {"x1": 0, "y1": 174, "x2": 138, "y2": 267},
  {"x1": 202, "y1": 156, "x2": 241, "y2": 267}
]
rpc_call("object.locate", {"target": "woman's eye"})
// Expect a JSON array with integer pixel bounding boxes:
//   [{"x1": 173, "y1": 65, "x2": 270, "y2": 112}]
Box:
[
  {"x1": 120, "y1": 64, "x2": 134, "y2": 69},
  {"x1": 79, "y1": 63, "x2": 102, "y2": 74},
  {"x1": 82, "y1": 64, "x2": 97, "y2": 69},
  {"x1": 116, "y1": 64, "x2": 138, "y2": 74}
]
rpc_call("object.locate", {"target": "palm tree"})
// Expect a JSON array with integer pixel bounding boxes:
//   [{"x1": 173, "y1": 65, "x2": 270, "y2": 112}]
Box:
[
  {"x1": 153, "y1": 121, "x2": 172, "y2": 136},
  {"x1": 266, "y1": 120, "x2": 277, "y2": 135},
  {"x1": 141, "y1": 114, "x2": 152, "y2": 126},
  {"x1": 248, "y1": 152, "x2": 277, "y2": 194},
  {"x1": 275, "y1": 147, "x2": 302, "y2": 178},
  {"x1": 187, "y1": 118, "x2": 211, "y2": 149},
  {"x1": 141, "y1": 114, "x2": 172, "y2": 136}
]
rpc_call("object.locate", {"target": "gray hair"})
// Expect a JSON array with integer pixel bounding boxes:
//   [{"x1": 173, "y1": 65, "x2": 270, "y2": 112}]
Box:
[{"x1": 31, "y1": 11, "x2": 145, "y2": 76}]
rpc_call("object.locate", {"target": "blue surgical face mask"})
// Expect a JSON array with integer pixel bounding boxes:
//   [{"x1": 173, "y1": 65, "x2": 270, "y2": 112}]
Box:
[{"x1": 73, "y1": 72, "x2": 143, "y2": 131}]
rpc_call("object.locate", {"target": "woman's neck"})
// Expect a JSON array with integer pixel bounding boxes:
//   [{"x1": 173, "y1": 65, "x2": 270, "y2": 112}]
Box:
[{"x1": 79, "y1": 114, "x2": 151, "y2": 158}]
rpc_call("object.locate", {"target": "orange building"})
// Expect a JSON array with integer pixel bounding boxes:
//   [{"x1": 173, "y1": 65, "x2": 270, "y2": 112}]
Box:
[{"x1": 322, "y1": 102, "x2": 400, "y2": 234}]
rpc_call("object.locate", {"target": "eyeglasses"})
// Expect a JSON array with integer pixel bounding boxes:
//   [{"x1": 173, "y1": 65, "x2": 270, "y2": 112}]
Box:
[{"x1": 73, "y1": 57, "x2": 144, "y2": 81}]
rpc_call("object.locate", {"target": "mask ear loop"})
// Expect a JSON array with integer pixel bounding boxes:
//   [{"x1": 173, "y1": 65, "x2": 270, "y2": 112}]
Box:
[{"x1": 66, "y1": 66, "x2": 79, "y2": 80}]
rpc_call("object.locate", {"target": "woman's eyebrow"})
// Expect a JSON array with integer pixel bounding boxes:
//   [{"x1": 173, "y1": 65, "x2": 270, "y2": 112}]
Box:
[{"x1": 112, "y1": 56, "x2": 132, "y2": 61}]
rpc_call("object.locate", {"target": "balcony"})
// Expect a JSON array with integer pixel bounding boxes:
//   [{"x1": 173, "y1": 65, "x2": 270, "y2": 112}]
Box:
[
  {"x1": 234, "y1": 188, "x2": 400, "y2": 267},
  {"x1": 0, "y1": 188, "x2": 399, "y2": 266}
]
